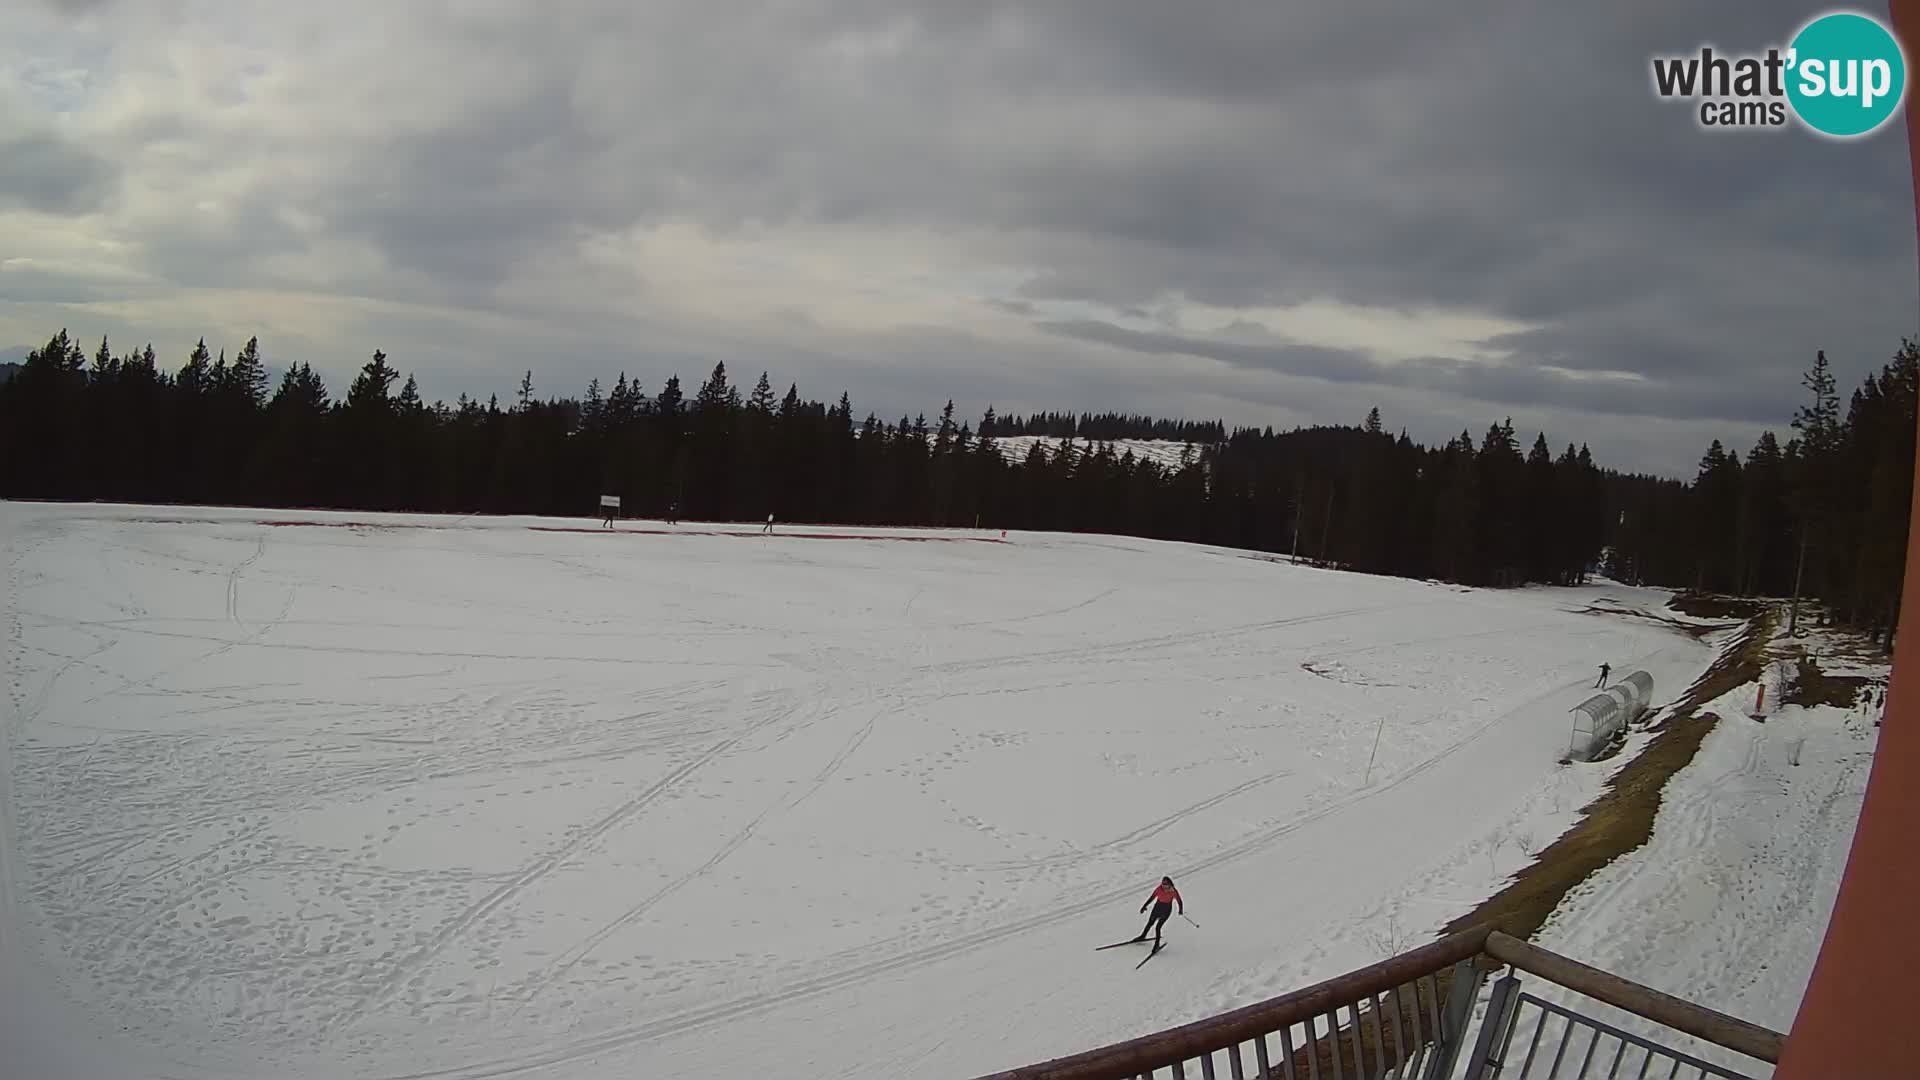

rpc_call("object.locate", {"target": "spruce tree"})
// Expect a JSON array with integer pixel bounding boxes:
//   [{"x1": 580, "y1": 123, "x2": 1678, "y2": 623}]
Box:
[{"x1": 1786, "y1": 350, "x2": 1842, "y2": 632}]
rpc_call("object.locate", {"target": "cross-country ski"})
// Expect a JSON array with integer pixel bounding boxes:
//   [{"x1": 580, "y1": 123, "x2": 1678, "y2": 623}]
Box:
[{"x1": 1136, "y1": 941, "x2": 1166, "y2": 970}]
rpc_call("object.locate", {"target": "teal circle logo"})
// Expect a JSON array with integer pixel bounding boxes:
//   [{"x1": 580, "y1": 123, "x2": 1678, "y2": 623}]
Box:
[{"x1": 1786, "y1": 11, "x2": 1907, "y2": 138}]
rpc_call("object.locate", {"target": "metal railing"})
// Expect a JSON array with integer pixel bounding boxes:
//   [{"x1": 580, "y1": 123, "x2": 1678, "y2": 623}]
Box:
[
  {"x1": 968, "y1": 928, "x2": 1784, "y2": 1080},
  {"x1": 1465, "y1": 986, "x2": 1754, "y2": 1080}
]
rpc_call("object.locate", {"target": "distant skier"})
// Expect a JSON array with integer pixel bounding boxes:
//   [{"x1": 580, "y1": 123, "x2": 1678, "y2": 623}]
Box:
[
  {"x1": 1135, "y1": 877, "x2": 1183, "y2": 946},
  {"x1": 764, "y1": 513, "x2": 774, "y2": 535},
  {"x1": 1594, "y1": 663, "x2": 1611, "y2": 688}
]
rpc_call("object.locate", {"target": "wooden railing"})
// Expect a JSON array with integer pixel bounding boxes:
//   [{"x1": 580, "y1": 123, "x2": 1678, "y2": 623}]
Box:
[
  {"x1": 967, "y1": 926, "x2": 1784, "y2": 1080},
  {"x1": 1481, "y1": 933, "x2": 1783, "y2": 1066}
]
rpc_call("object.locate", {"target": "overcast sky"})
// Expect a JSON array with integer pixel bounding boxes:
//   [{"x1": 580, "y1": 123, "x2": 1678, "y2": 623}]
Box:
[{"x1": 4, "y1": 1, "x2": 1915, "y2": 475}]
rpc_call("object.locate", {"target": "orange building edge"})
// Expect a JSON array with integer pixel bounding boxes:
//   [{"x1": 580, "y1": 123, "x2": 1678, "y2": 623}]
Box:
[{"x1": 1773, "y1": 3, "x2": 1920, "y2": 1074}]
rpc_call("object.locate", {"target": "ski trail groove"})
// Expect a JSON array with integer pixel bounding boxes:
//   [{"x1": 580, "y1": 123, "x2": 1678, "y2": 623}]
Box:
[
  {"x1": 226, "y1": 536, "x2": 265, "y2": 625},
  {"x1": 76, "y1": 533, "x2": 290, "y2": 709},
  {"x1": 509, "y1": 696, "x2": 878, "y2": 1015},
  {"x1": 372, "y1": 664, "x2": 1614, "y2": 1080},
  {"x1": 325, "y1": 694, "x2": 804, "y2": 1039},
  {"x1": 929, "y1": 602, "x2": 1408, "y2": 676},
  {"x1": 960, "y1": 770, "x2": 1291, "y2": 873}
]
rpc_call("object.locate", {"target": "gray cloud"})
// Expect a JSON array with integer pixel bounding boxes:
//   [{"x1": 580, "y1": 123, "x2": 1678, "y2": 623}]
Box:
[
  {"x1": 0, "y1": 263, "x2": 154, "y2": 305},
  {"x1": 1037, "y1": 316, "x2": 1800, "y2": 430},
  {"x1": 1039, "y1": 320, "x2": 1376, "y2": 386},
  {"x1": 2, "y1": 0, "x2": 1913, "y2": 478},
  {"x1": 0, "y1": 110, "x2": 116, "y2": 215}
]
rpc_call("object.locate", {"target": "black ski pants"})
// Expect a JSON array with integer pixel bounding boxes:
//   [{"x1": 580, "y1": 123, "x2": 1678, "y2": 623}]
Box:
[{"x1": 1140, "y1": 901, "x2": 1172, "y2": 942}]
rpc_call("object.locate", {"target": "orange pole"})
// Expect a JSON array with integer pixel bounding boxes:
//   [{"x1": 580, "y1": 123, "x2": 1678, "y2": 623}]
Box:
[{"x1": 1773, "y1": 3, "x2": 1920, "y2": 1075}]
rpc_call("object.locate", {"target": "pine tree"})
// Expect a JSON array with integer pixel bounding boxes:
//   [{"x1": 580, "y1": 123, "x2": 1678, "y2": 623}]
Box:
[
  {"x1": 272, "y1": 363, "x2": 331, "y2": 413},
  {"x1": 1691, "y1": 439, "x2": 1744, "y2": 592},
  {"x1": 583, "y1": 378, "x2": 604, "y2": 429},
  {"x1": 1523, "y1": 432, "x2": 1556, "y2": 583},
  {"x1": 1787, "y1": 350, "x2": 1842, "y2": 632},
  {"x1": 935, "y1": 400, "x2": 957, "y2": 453},
  {"x1": 3, "y1": 317, "x2": 1913, "y2": 634},
  {"x1": 1472, "y1": 419, "x2": 1525, "y2": 584},
  {"x1": 1842, "y1": 340, "x2": 1919, "y2": 644},
  {"x1": 91, "y1": 334, "x2": 116, "y2": 379},
  {"x1": 347, "y1": 350, "x2": 399, "y2": 414},
  {"x1": 178, "y1": 338, "x2": 213, "y2": 396},
  {"x1": 258, "y1": 362, "x2": 332, "y2": 506},
  {"x1": 748, "y1": 371, "x2": 776, "y2": 414},
  {"x1": 228, "y1": 336, "x2": 268, "y2": 409},
  {"x1": 0, "y1": 330, "x2": 86, "y2": 495},
  {"x1": 695, "y1": 362, "x2": 731, "y2": 413},
  {"x1": 1737, "y1": 432, "x2": 1789, "y2": 595},
  {"x1": 656, "y1": 376, "x2": 684, "y2": 418}
]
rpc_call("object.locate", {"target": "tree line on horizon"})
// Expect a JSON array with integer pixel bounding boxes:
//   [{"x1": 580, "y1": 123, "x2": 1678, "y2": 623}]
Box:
[{"x1": 0, "y1": 329, "x2": 1911, "y2": 645}]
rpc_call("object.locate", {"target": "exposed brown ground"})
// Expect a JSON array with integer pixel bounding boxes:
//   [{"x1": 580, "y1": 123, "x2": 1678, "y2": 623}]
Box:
[
  {"x1": 1280, "y1": 609, "x2": 1778, "y2": 1078},
  {"x1": 1781, "y1": 654, "x2": 1869, "y2": 709},
  {"x1": 1442, "y1": 610, "x2": 1773, "y2": 941}
]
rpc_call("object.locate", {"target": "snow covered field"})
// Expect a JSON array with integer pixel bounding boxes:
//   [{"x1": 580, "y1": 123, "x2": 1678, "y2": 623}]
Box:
[{"x1": 0, "y1": 503, "x2": 1844, "y2": 1078}]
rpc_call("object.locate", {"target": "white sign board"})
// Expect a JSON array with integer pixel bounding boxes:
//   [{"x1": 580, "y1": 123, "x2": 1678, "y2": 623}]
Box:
[{"x1": 599, "y1": 495, "x2": 621, "y2": 509}]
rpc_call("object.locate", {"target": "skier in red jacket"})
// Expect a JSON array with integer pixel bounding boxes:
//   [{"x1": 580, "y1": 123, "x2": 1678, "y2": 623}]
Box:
[{"x1": 1136, "y1": 877, "x2": 1183, "y2": 945}]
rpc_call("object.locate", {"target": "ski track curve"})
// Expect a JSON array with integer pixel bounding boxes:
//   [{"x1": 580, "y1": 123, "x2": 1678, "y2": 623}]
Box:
[
  {"x1": 226, "y1": 536, "x2": 265, "y2": 624},
  {"x1": 2, "y1": 511, "x2": 1732, "y2": 1080},
  {"x1": 950, "y1": 585, "x2": 1122, "y2": 630},
  {"x1": 505, "y1": 644, "x2": 901, "y2": 1019},
  {"x1": 500, "y1": 691, "x2": 859, "y2": 1018},
  {"x1": 956, "y1": 770, "x2": 1292, "y2": 873},
  {"x1": 371, "y1": 657, "x2": 1649, "y2": 1080},
  {"x1": 74, "y1": 531, "x2": 291, "y2": 709},
  {"x1": 325, "y1": 691, "x2": 810, "y2": 1039},
  {"x1": 927, "y1": 602, "x2": 1413, "y2": 678}
]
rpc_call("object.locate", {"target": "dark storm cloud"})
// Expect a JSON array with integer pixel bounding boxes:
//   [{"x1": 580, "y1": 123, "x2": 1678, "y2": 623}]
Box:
[
  {"x1": 988, "y1": 2, "x2": 1496, "y2": 101},
  {"x1": 1017, "y1": 6, "x2": 1907, "y2": 298},
  {"x1": 319, "y1": 84, "x2": 624, "y2": 295},
  {"x1": 976, "y1": 2, "x2": 1915, "y2": 389},
  {"x1": 10, "y1": 0, "x2": 1915, "y2": 476}
]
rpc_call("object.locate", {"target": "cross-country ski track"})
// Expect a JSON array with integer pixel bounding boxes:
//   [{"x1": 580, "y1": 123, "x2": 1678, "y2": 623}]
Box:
[{"x1": 2, "y1": 504, "x2": 1726, "y2": 1079}]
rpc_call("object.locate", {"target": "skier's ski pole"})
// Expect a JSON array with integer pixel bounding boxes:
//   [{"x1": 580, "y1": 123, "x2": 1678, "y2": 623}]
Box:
[{"x1": 1182, "y1": 913, "x2": 1200, "y2": 928}]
